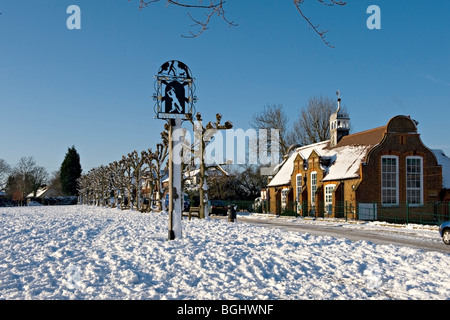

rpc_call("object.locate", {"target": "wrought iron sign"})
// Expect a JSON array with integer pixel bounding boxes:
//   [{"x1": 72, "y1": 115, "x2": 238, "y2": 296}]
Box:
[{"x1": 153, "y1": 60, "x2": 197, "y2": 120}]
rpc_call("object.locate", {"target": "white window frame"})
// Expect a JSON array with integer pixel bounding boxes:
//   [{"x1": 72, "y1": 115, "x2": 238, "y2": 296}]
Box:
[
  {"x1": 296, "y1": 174, "x2": 302, "y2": 202},
  {"x1": 311, "y1": 171, "x2": 317, "y2": 205},
  {"x1": 381, "y1": 155, "x2": 399, "y2": 206},
  {"x1": 281, "y1": 188, "x2": 289, "y2": 210},
  {"x1": 324, "y1": 184, "x2": 335, "y2": 215},
  {"x1": 406, "y1": 156, "x2": 423, "y2": 206}
]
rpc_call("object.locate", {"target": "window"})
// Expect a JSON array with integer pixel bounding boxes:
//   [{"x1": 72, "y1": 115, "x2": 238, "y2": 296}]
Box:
[
  {"x1": 324, "y1": 184, "x2": 335, "y2": 215},
  {"x1": 296, "y1": 174, "x2": 302, "y2": 202},
  {"x1": 406, "y1": 157, "x2": 423, "y2": 205},
  {"x1": 311, "y1": 172, "x2": 317, "y2": 205},
  {"x1": 281, "y1": 188, "x2": 289, "y2": 210},
  {"x1": 381, "y1": 156, "x2": 398, "y2": 206}
]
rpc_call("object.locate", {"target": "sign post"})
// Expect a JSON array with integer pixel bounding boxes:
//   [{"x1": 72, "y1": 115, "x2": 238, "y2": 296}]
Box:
[{"x1": 153, "y1": 60, "x2": 196, "y2": 240}]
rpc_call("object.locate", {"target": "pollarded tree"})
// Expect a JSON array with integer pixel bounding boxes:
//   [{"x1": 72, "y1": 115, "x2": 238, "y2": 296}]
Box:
[
  {"x1": 60, "y1": 146, "x2": 82, "y2": 196},
  {"x1": 109, "y1": 160, "x2": 127, "y2": 209},
  {"x1": 126, "y1": 150, "x2": 146, "y2": 211},
  {"x1": 77, "y1": 174, "x2": 90, "y2": 205},
  {"x1": 149, "y1": 143, "x2": 169, "y2": 210},
  {"x1": 121, "y1": 156, "x2": 134, "y2": 210}
]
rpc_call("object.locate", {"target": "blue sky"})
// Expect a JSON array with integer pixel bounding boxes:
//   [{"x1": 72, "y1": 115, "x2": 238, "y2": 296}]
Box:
[{"x1": 1, "y1": 1, "x2": 450, "y2": 174}]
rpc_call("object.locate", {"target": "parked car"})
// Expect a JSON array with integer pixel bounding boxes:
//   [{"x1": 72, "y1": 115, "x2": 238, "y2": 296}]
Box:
[
  {"x1": 208, "y1": 200, "x2": 229, "y2": 216},
  {"x1": 27, "y1": 201, "x2": 43, "y2": 206},
  {"x1": 439, "y1": 221, "x2": 450, "y2": 245},
  {"x1": 164, "y1": 193, "x2": 190, "y2": 212}
]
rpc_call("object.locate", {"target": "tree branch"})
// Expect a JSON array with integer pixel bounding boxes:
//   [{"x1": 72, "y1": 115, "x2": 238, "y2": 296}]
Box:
[
  {"x1": 134, "y1": 0, "x2": 236, "y2": 38},
  {"x1": 293, "y1": 0, "x2": 346, "y2": 48},
  {"x1": 133, "y1": 0, "x2": 346, "y2": 47}
]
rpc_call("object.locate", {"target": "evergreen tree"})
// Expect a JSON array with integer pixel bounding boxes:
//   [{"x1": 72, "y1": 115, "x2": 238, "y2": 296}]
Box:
[{"x1": 60, "y1": 146, "x2": 82, "y2": 196}]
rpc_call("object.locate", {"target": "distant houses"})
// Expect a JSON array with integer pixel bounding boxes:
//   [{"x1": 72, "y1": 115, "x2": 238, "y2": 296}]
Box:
[
  {"x1": 266, "y1": 105, "x2": 450, "y2": 223},
  {"x1": 26, "y1": 186, "x2": 76, "y2": 205},
  {"x1": 27, "y1": 186, "x2": 61, "y2": 201}
]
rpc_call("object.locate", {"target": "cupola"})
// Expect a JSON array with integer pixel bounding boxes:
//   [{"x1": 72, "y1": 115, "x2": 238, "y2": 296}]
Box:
[{"x1": 329, "y1": 91, "x2": 350, "y2": 147}]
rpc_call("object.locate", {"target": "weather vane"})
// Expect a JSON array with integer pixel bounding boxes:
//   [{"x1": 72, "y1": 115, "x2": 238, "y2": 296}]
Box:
[{"x1": 336, "y1": 90, "x2": 341, "y2": 110}]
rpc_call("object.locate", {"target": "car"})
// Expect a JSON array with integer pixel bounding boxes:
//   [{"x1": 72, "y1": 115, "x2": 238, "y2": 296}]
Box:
[
  {"x1": 208, "y1": 200, "x2": 229, "y2": 216},
  {"x1": 27, "y1": 201, "x2": 43, "y2": 206},
  {"x1": 439, "y1": 221, "x2": 450, "y2": 245},
  {"x1": 164, "y1": 193, "x2": 190, "y2": 212}
]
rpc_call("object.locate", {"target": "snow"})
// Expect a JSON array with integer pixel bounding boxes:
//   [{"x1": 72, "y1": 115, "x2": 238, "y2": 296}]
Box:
[
  {"x1": 268, "y1": 141, "x2": 329, "y2": 187},
  {"x1": 321, "y1": 145, "x2": 370, "y2": 181},
  {"x1": 1, "y1": 205, "x2": 449, "y2": 300},
  {"x1": 268, "y1": 141, "x2": 373, "y2": 187},
  {"x1": 432, "y1": 149, "x2": 450, "y2": 189}
]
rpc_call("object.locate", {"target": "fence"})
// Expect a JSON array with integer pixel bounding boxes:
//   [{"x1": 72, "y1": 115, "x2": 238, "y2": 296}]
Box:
[
  {"x1": 215, "y1": 200, "x2": 256, "y2": 213},
  {"x1": 271, "y1": 200, "x2": 450, "y2": 226}
]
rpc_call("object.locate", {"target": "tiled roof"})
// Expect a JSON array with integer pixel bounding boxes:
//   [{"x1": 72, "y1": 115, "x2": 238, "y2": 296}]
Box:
[{"x1": 333, "y1": 125, "x2": 386, "y2": 148}]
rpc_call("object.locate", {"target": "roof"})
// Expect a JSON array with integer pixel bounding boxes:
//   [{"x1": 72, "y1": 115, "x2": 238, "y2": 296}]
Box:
[
  {"x1": 333, "y1": 126, "x2": 386, "y2": 148},
  {"x1": 268, "y1": 141, "x2": 329, "y2": 187},
  {"x1": 268, "y1": 125, "x2": 387, "y2": 187},
  {"x1": 162, "y1": 165, "x2": 229, "y2": 183},
  {"x1": 432, "y1": 149, "x2": 450, "y2": 189},
  {"x1": 27, "y1": 186, "x2": 55, "y2": 198},
  {"x1": 322, "y1": 145, "x2": 372, "y2": 182}
]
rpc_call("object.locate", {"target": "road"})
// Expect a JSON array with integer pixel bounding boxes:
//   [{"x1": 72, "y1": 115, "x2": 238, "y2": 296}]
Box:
[{"x1": 210, "y1": 215, "x2": 450, "y2": 254}]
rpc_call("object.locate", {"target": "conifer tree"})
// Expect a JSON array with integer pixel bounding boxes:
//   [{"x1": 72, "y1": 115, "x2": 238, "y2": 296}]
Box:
[{"x1": 60, "y1": 146, "x2": 82, "y2": 196}]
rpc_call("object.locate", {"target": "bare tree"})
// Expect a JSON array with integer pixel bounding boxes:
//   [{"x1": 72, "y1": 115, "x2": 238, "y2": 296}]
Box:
[
  {"x1": 125, "y1": 151, "x2": 146, "y2": 211},
  {"x1": 29, "y1": 166, "x2": 49, "y2": 198},
  {"x1": 134, "y1": 0, "x2": 346, "y2": 46},
  {"x1": 288, "y1": 95, "x2": 349, "y2": 146},
  {"x1": 109, "y1": 161, "x2": 126, "y2": 209},
  {"x1": 121, "y1": 156, "x2": 134, "y2": 210},
  {"x1": 143, "y1": 143, "x2": 169, "y2": 211},
  {"x1": 49, "y1": 170, "x2": 63, "y2": 195},
  {"x1": 77, "y1": 174, "x2": 90, "y2": 205},
  {"x1": 250, "y1": 104, "x2": 290, "y2": 157},
  {"x1": 5, "y1": 157, "x2": 48, "y2": 204},
  {"x1": 0, "y1": 159, "x2": 11, "y2": 191}
]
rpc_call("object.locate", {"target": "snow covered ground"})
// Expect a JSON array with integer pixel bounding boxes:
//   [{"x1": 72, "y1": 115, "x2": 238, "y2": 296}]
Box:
[{"x1": 0, "y1": 205, "x2": 449, "y2": 300}]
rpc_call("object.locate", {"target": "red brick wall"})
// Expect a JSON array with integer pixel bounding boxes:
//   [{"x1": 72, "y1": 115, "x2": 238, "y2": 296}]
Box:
[
  {"x1": 356, "y1": 116, "x2": 442, "y2": 220},
  {"x1": 268, "y1": 116, "x2": 443, "y2": 220}
]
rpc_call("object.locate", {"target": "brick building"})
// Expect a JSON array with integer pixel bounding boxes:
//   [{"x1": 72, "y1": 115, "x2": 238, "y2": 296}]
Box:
[{"x1": 267, "y1": 104, "x2": 450, "y2": 222}]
